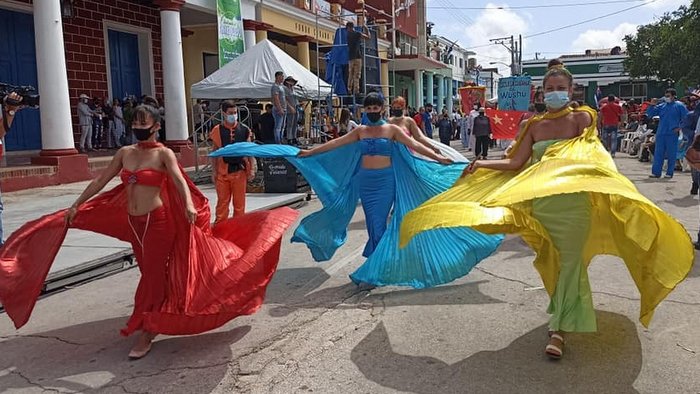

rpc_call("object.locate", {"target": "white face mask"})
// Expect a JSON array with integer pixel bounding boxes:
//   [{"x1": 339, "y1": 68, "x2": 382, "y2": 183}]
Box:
[{"x1": 226, "y1": 114, "x2": 237, "y2": 124}]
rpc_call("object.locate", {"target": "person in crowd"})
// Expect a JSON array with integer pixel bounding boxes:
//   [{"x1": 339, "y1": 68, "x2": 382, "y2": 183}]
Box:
[
  {"x1": 0, "y1": 92, "x2": 24, "y2": 245},
  {"x1": 91, "y1": 97, "x2": 105, "y2": 150},
  {"x1": 103, "y1": 97, "x2": 114, "y2": 148},
  {"x1": 437, "y1": 110, "x2": 452, "y2": 146},
  {"x1": 77, "y1": 94, "x2": 95, "y2": 152},
  {"x1": 388, "y1": 96, "x2": 447, "y2": 156},
  {"x1": 0, "y1": 104, "x2": 298, "y2": 360},
  {"x1": 599, "y1": 94, "x2": 623, "y2": 157},
  {"x1": 451, "y1": 109, "x2": 462, "y2": 140},
  {"x1": 413, "y1": 106, "x2": 424, "y2": 134},
  {"x1": 283, "y1": 76, "x2": 299, "y2": 145},
  {"x1": 682, "y1": 96, "x2": 700, "y2": 194},
  {"x1": 211, "y1": 92, "x2": 501, "y2": 290},
  {"x1": 466, "y1": 103, "x2": 480, "y2": 151},
  {"x1": 346, "y1": 21, "x2": 370, "y2": 96},
  {"x1": 422, "y1": 103, "x2": 434, "y2": 138},
  {"x1": 271, "y1": 71, "x2": 286, "y2": 144},
  {"x1": 193, "y1": 99, "x2": 204, "y2": 141},
  {"x1": 258, "y1": 103, "x2": 276, "y2": 144},
  {"x1": 400, "y1": 59, "x2": 693, "y2": 360},
  {"x1": 108, "y1": 98, "x2": 125, "y2": 149},
  {"x1": 122, "y1": 99, "x2": 135, "y2": 146},
  {"x1": 209, "y1": 101, "x2": 256, "y2": 223},
  {"x1": 472, "y1": 107, "x2": 492, "y2": 160},
  {"x1": 647, "y1": 88, "x2": 689, "y2": 178},
  {"x1": 459, "y1": 108, "x2": 471, "y2": 150},
  {"x1": 338, "y1": 108, "x2": 359, "y2": 137}
]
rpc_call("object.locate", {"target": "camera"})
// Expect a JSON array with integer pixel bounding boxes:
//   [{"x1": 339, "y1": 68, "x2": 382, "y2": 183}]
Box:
[{"x1": 0, "y1": 82, "x2": 40, "y2": 108}]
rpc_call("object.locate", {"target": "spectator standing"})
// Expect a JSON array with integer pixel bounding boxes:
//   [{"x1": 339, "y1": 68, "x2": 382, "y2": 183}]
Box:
[
  {"x1": 271, "y1": 71, "x2": 286, "y2": 144},
  {"x1": 283, "y1": 76, "x2": 299, "y2": 145},
  {"x1": 413, "y1": 107, "x2": 424, "y2": 133},
  {"x1": 107, "y1": 98, "x2": 124, "y2": 148},
  {"x1": 258, "y1": 104, "x2": 276, "y2": 144},
  {"x1": 472, "y1": 107, "x2": 492, "y2": 159},
  {"x1": 437, "y1": 111, "x2": 452, "y2": 146},
  {"x1": 647, "y1": 88, "x2": 689, "y2": 178},
  {"x1": 91, "y1": 97, "x2": 105, "y2": 150},
  {"x1": 77, "y1": 94, "x2": 95, "y2": 152},
  {"x1": 338, "y1": 108, "x2": 359, "y2": 136},
  {"x1": 600, "y1": 94, "x2": 623, "y2": 157},
  {"x1": 346, "y1": 21, "x2": 370, "y2": 96},
  {"x1": 467, "y1": 104, "x2": 480, "y2": 151},
  {"x1": 422, "y1": 103, "x2": 434, "y2": 138}
]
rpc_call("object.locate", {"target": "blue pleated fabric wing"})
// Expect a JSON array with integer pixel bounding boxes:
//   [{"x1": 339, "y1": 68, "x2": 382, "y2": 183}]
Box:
[{"x1": 211, "y1": 142, "x2": 504, "y2": 288}]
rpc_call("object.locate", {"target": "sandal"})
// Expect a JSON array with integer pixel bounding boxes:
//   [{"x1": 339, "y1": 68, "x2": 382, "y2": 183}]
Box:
[
  {"x1": 545, "y1": 333, "x2": 565, "y2": 360},
  {"x1": 128, "y1": 332, "x2": 156, "y2": 360}
]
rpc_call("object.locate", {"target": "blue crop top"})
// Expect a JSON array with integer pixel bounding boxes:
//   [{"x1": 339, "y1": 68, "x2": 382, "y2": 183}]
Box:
[{"x1": 359, "y1": 138, "x2": 392, "y2": 157}]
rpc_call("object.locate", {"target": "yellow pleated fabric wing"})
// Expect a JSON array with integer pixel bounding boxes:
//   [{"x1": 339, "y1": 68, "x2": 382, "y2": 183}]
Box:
[{"x1": 399, "y1": 106, "x2": 693, "y2": 327}]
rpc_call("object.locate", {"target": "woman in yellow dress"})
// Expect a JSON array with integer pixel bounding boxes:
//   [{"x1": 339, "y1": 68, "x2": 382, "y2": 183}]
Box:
[{"x1": 400, "y1": 60, "x2": 693, "y2": 359}]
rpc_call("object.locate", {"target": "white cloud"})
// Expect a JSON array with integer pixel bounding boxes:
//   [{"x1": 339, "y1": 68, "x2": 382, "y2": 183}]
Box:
[
  {"x1": 461, "y1": 3, "x2": 530, "y2": 75},
  {"x1": 571, "y1": 23, "x2": 639, "y2": 53}
]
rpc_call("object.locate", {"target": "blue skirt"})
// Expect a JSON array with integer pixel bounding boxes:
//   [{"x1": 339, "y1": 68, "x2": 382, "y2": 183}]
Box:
[{"x1": 358, "y1": 166, "x2": 395, "y2": 257}]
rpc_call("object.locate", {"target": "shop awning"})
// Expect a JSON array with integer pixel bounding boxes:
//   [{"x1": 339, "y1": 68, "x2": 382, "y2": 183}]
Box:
[{"x1": 392, "y1": 55, "x2": 449, "y2": 72}]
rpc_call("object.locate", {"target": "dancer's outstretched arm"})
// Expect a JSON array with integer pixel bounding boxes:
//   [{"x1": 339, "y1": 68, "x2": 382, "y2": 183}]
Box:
[
  {"x1": 405, "y1": 117, "x2": 440, "y2": 153},
  {"x1": 393, "y1": 124, "x2": 452, "y2": 164},
  {"x1": 298, "y1": 127, "x2": 360, "y2": 157}
]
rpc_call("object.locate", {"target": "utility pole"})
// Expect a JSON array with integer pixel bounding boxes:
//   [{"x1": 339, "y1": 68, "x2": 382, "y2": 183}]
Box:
[{"x1": 489, "y1": 35, "x2": 518, "y2": 76}]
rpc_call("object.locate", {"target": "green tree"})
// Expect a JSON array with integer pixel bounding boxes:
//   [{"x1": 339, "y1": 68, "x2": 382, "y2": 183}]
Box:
[{"x1": 624, "y1": 0, "x2": 700, "y2": 87}]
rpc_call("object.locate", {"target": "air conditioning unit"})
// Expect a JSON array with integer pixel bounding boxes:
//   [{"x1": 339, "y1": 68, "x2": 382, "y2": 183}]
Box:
[{"x1": 411, "y1": 45, "x2": 417, "y2": 55}]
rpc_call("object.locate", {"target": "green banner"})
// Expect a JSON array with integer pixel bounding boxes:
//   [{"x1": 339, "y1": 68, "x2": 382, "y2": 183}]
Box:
[{"x1": 217, "y1": 0, "x2": 245, "y2": 67}]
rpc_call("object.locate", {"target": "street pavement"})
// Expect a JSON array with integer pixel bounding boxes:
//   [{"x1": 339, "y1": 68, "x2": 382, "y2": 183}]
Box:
[{"x1": 1, "y1": 143, "x2": 700, "y2": 394}]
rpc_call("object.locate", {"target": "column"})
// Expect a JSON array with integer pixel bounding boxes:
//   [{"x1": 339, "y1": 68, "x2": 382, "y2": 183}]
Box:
[
  {"x1": 155, "y1": 0, "x2": 188, "y2": 145},
  {"x1": 414, "y1": 69, "x2": 423, "y2": 108},
  {"x1": 294, "y1": 36, "x2": 311, "y2": 69},
  {"x1": 33, "y1": 0, "x2": 77, "y2": 156},
  {"x1": 446, "y1": 77, "x2": 453, "y2": 114},
  {"x1": 426, "y1": 71, "x2": 434, "y2": 107},
  {"x1": 380, "y1": 59, "x2": 390, "y2": 100},
  {"x1": 436, "y1": 74, "x2": 444, "y2": 112},
  {"x1": 255, "y1": 23, "x2": 272, "y2": 43},
  {"x1": 243, "y1": 19, "x2": 258, "y2": 50}
]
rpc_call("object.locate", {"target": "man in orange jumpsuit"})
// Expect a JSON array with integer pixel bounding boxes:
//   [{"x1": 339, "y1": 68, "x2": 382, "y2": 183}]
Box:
[{"x1": 210, "y1": 100, "x2": 255, "y2": 224}]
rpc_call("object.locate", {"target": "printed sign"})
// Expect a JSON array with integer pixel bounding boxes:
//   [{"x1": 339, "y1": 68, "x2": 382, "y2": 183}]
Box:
[
  {"x1": 217, "y1": 0, "x2": 245, "y2": 67},
  {"x1": 459, "y1": 86, "x2": 486, "y2": 113},
  {"x1": 263, "y1": 158, "x2": 298, "y2": 193},
  {"x1": 497, "y1": 76, "x2": 532, "y2": 111}
]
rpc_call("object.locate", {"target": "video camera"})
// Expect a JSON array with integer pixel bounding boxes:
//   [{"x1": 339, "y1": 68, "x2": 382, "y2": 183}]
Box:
[{"x1": 0, "y1": 82, "x2": 40, "y2": 108}]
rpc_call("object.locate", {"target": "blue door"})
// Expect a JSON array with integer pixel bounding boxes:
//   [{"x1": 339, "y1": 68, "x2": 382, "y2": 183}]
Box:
[
  {"x1": 108, "y1": 30, "x2": 141, "y2": 100},
  {"x1": 0, "y1": 8, "x2": 41, "y2": 151}
]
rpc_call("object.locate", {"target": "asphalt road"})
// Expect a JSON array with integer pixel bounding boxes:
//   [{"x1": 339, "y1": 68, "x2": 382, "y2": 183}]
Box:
[{"x1": 1, "y1": 148, "x2": 699, "y2": 394}]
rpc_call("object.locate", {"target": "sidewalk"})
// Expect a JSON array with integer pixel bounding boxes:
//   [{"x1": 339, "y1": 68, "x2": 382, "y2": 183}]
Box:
[{"x1": 1, "y1": 177, "x2": 306, "y2": 285}]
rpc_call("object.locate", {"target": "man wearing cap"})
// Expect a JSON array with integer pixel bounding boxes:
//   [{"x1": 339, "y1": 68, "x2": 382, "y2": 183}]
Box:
[
  {"x1": 284, "y1": 76, "x2": 299, "y2": 145},
  {"x1": 77, "y1": 94, "x2": 96, "y2": 152},
  {"x1": 271, "y1": 71, "x2": 286, "y2": 144},
  {"x1": 346, "y1": 21, "x2": 370, "y2": 96}
]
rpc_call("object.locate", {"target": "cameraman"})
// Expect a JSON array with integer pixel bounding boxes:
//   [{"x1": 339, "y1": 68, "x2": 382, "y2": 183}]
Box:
[{"x1": 0, "y1": 92, "x2": 24, "y2": 246}]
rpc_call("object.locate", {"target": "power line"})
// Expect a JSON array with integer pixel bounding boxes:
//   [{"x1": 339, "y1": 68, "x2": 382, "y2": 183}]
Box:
[
  {"x1": 524, "y1": 0, "x2": 658, "y2": 39},
  {"x1": 427, "y1": 0, "x2": 648, "y2": 10}
]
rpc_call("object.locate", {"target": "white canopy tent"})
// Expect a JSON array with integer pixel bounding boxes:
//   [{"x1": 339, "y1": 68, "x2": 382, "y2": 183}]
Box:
[{"x1": 191, "y1": 39, "x2": 332, "y2": 100}]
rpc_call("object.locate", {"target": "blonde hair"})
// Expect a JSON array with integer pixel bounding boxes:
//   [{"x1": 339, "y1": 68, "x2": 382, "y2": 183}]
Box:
[{"x1": 543, "y1": 58, "x2": 573, "y2": 87}]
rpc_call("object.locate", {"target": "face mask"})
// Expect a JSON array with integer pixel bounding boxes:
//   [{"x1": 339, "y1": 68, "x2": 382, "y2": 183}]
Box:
[
  {"x1": 226, "y1": 114, "x2": 237, "y2": 124},
  {"x1": 366, "y1": 112, "x2": 383, "y2": 124},
  {"x1": 544, "y1": 91, "x2": 570, "y2": 110},
  {"x1": 534, "y1": 103, "x2": 547, "y2": 113},
  {"x1": 132, "y1": 126, "x2": 155, "y2": 141},
  {"x1": 390, "y1": 109, "x2": 403, "y2": 117},
  {"x1": 473, "y1": 106, "x2": 478, "y2": 110},
  {"x1": 664, "y1": 97, "x2": 673, "y2": 103}
]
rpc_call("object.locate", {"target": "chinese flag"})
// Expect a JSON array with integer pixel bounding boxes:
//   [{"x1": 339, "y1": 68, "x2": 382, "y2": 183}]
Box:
[{"x1": 485, "y1": 108, "x2": 526, "y2": 139}]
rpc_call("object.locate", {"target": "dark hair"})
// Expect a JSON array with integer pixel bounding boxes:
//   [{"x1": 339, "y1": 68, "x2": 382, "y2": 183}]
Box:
[
  {"x1": 607, "y1": 94, "x2": 615, "y2": 102},
  {"x1": 543, "y1": 58, "x2": 573, "y2": 87},
  {"x1": 265, "y1": 103, "x2": 273, "y2": 110},
  {"x1": 339, "y1": 108, "x2": 351, "y2": 124},
  {"x1": 275, "y1": 71, "x2": 284, "y2": 78},
  {"x1": 666, "y1": 88, "x2": 677, "y2": 96},
  {"x1": 142, "y1": 95, "x2": 158, "y2": 107},
  {"x1": 363, "y1": 92, "x2": 384, "y2": 107},
  {"x1": 346, "y1": 21, "x2": 354, "y2": 28},
  {"x1": 133, "y1": 104, "x2": 161, "y2": 124},
  {"x1": 221, "y1": 100, "x2": 237, "y2": 113}
]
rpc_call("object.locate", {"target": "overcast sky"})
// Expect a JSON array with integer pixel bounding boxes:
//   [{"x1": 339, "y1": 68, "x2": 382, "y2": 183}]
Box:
[{"x1": 427, "y1": 0, "x2": 690, "y2": 75}]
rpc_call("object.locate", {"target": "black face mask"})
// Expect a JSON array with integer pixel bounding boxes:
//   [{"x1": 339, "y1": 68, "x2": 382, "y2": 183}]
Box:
[
  {"x1": 534, "y1": 103, "x2": 547, "y2": 113},
  {"x1": 132, "y1": 126, "x2": 155, "y2": 141},
  {"x1": 366, "y1": 112, "x2": 382, "y2": 123},
  {"x1": 390, "y1": 109, "x2": 403, "y2": 117}
]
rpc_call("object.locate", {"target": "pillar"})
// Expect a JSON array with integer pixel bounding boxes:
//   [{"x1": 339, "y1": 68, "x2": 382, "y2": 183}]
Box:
[
  {"x1": 436, "y1": 74, "x2": 444, "y2": 112},
  {"x1": 414, "y1": 69, "x2": 423, "y2": 108},
  {"x1": 446, "y1": 77, "x2": 453, "y2": 114},
  {"x1": 155, "y1": 0, "x2": 188, "y2": 147},
  {"x1": 426, "y1": 71, "x2": 434, "y2": 107},
  {"x1": 380, "y1": 59, "x2": 390, "y2": 101},
  {"x1": 33, "y1": 0, "x2": 77, "y2": 156},
  {"x1": 255, "y1": 23, "x2": 272, "y2": 43},
  {"x1": 294, "y1": 36, "x2": 312, "y2": 135},
  {"x1": 243, "y1": 19, "x2": 257, "y2": 50}
]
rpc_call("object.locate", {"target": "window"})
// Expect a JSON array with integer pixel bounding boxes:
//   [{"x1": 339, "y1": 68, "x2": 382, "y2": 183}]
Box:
[
  {"x1": 459, "y1": 58, "x2": 463, "y2": 68},
  {"x1": 619, "y1": 83, "x2": 647, "y2": 100}
]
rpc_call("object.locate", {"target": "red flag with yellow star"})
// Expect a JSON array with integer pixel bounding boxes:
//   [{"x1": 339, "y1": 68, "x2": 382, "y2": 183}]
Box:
[{"x1": 485, "y1": 108, "x2": 526, "y2": 139}]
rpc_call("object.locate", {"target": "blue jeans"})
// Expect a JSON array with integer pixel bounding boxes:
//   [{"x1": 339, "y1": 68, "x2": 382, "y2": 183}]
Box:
[
  {"x1": 651, "y1": 134, "x2": 679, "y2": 177},
  {"x1": 273, "y1": 111, "x2": 286, "y2": 144},
  {"x1": 602, "y1": 126, "x2": 618, "y2": 154}
]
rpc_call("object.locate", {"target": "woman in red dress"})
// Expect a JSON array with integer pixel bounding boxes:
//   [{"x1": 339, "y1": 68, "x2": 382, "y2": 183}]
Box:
[{"x1": 0, "y1": 105, "x2": 298, "y2": 359}]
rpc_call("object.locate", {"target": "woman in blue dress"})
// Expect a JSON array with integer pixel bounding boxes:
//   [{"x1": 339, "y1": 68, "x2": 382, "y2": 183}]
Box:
[{"x1": 211, "y1": 93, "x2": 503, "y2": 288}]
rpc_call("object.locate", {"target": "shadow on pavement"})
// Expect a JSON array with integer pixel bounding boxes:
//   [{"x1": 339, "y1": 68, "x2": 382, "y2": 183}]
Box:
[
  {"x1": 663, "y1": 195, "x2": 699, "y2": 208},
  {"x1": 351, "y1": 311, "x2": 641, "y2": 394},
  {"x1": 0, "y1": 317, "x2": 249, "y2": 393}
]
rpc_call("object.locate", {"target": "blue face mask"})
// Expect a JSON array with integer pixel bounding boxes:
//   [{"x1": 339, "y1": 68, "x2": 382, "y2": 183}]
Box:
[
  {"x1": 226, "y1": 114, "x2": 237, "y2": 124},
  {"x1": 544, "y1": 91, "x2": 570, "y2": 110}
]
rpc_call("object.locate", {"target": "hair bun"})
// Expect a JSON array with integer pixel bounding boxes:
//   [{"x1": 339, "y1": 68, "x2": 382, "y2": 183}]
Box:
[{"x1": 547, "y1": 58, "x2": 564, "y2": 70}]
